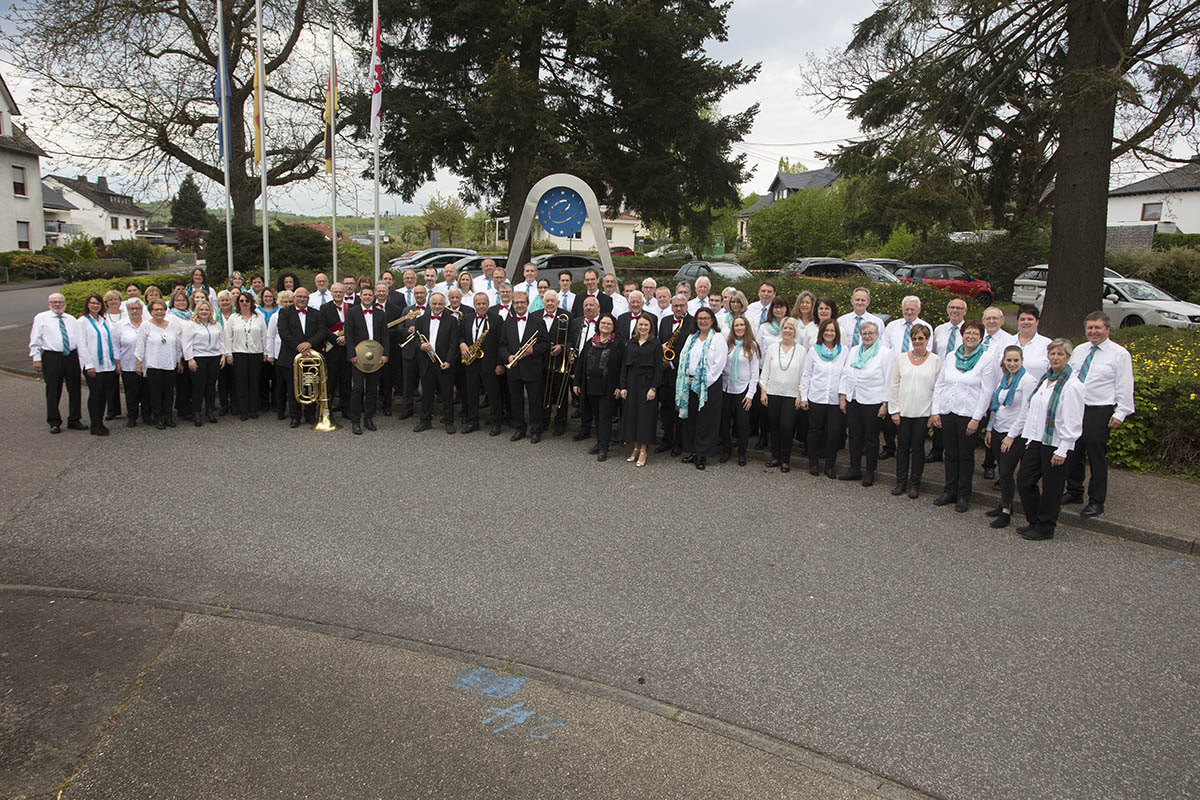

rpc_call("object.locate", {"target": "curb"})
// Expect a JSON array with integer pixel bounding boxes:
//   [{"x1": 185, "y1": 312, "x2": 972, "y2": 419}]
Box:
[
  {"x1": 0, "y1": 277, "x2": 62, "y2": 293},
  {"x1": 0, "y1": 583, "x2": 933, "y2": 800}
]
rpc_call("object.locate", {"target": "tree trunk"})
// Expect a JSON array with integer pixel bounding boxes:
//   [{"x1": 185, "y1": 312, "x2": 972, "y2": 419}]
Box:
[
  {"x1": 504, "y1": 30, "x2": 542, "y2": 277},
  {"x1": 1043, "y1": 0, "x2": 1128, "y2": 338}
]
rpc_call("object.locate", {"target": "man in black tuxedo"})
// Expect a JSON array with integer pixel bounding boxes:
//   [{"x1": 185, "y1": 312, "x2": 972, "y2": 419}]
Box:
[
  {"x1": 278, "y1": 287, "x2": 328, "y2": 428},
  {"x1": 413, "y1": 290, "x2": 460, "y2": 434},
  {"x1": 498, "y1": 289, "x2": 550, "y2": 442},
  {"x1": 320, "y1": 284, "x2": 352, "y2": 415},
  {"x1": 536, "y1": 290, "x2": 571, "y2": 436},
  {"x1": 570, "y1": 267, "x2": 612, "y2": 319},
  {"x1": 344, "y1": 284, "x2": 390, "y2": 435},
  {"x1": 371, "y1": 280, "x2": 404, "y2": 416},
  {"x1": 656, "y1": 295, "x2": 694, "y2": 454},
  {"x1": 616, "y1": 290, "x2": 656, "y2": 341},
  {"x1": 397, "y1": 285, "x2": 428, "y2": 419},
  {"x1": 460, "y1": 291, "x2": 503, "y2": 435}
]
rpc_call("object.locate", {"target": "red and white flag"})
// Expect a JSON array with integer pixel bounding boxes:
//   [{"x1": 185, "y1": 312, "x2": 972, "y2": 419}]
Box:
[{"x1": 369, "y1": 13, "x2": 382, "y2": 138}]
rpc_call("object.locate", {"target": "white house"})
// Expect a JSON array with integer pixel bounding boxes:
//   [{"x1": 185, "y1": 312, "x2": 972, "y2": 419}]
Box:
[
  {"x1": 736, "y1": 167, "x2": 840, "y2": 243},
  {"x1": 1107, "y1": 162, "x2": 1200, "y2": 233},
  {"x1": 42, "y1": 183, "x2": 81, "y2": 245},
  {"x1": 43, "y1": 174, "x2": 152, "y2": 245},
  {"x1": 0, "y1": 73, "x2": 48, "y2": 252},
  {"x1": 494, "y1": 209, "x2": 643, "y2": 252}
]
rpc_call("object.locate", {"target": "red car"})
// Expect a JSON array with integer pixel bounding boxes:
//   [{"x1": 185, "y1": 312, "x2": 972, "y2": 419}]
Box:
[
  {"x1": 608, "y1": 246, "x2": 636, "y2": 257},
  {"x1": 895, "y1": 264, "x2": 993, "y2": 305}
]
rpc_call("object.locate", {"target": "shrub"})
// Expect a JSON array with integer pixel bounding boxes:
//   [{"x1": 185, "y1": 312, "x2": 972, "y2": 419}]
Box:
[
  {"x1": 1105, "y1": 247, "x2": 1200, "y2": 304},
  {"x1": 39, "y1": 245, "x2": 78, "y2": 264},
  {"x1": 58, "y1": 259, "x2": 133, "y2": 283},
  {"x1": 2, "y1": 251, "x2": 64, "y2": 279},
  {"x1": 1153, "y1": 232, "x2": 1200, "y2": 252},
  {"x1": 1108, "y1": 326, "x2": 1200, "y2": 477},
  {"x1": 60, "y1": 273, "x2": 186, "y2": 316},
  {"x1": 107, "y1": 238, "x2": 169, "y2": 270},
  {"x1": 743, "y1": 187, "x2": 847, "y2": 269}
]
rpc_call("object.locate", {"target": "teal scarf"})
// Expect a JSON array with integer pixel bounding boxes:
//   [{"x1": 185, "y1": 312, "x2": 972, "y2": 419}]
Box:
[
  {"x1": 1036, "y1": 365, "x2": 1072, "y2": 444},
  {"x1": 954, "y1": 343, "x2": 986, "y2": 373},
  {"x1": 730, "y1": 338, "x2": 743, "y2": 385},
  {"x1": 990, "y1": 366, "x2": 1026, "y2": 413},
  {"x1": 816, "y1": 343, "x2": 841, "y2": 362},
  {"x1": 850, "y1": 340, "x2": 880, "y2": 370},
  {"x1": 675, "y1": 332, "x2": 714, "y2": 419}
]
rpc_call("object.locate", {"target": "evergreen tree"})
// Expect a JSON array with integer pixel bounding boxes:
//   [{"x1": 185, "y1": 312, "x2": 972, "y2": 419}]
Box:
[{"x1": 170, "y1": 174, "x2": 213, "y2": 230}]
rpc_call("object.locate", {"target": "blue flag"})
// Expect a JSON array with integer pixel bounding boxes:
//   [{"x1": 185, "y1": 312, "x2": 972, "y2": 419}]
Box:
[{"x1": 214, "y1": 24, "x2": 232, "y2": 163}]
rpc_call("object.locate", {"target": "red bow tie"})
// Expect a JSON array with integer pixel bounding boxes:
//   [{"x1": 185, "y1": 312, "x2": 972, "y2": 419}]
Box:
[
  {"x1": 516, "y1": 316, "x2": 526, "y2": 322},
  {"x1": 500, "y1": 305, "x2": 508, "y2": 310},
  {"x1": 416, "y1": 306, "x2": 425, "y2": 311},
  {"x1": 432, "y1": 314, "x2": 442, "y2": 321},
  {"x1": 363, "y1": 309, "x2": 372, "y2": 314},
  {"x1": 297, "y1": 308, "x2": 306, "y2": 314}
]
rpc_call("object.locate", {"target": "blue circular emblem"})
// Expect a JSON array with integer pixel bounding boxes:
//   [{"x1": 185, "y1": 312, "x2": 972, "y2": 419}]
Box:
[{"x1": 536, "y1": 187, "x2": 587, "y2": 237}]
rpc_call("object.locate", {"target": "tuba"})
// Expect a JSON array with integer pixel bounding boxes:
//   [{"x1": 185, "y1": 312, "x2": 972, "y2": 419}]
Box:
[{"x1": 292, "y1": 349, "x2": 338, "y2": 431}]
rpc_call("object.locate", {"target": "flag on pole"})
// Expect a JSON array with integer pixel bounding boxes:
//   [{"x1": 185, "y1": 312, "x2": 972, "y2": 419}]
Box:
[
  {"x1": 252, "y1": 54, "x2": 264, "y2": 164},
  {"x1": 324, "y1": 62, "x2": 337, "y2": 173},
  {"x1": 214, "y1": 37, "x2": 232, "y2": 163},
  {"x1": 369, "y1": 13, "x2": 382, "y2": 138}
]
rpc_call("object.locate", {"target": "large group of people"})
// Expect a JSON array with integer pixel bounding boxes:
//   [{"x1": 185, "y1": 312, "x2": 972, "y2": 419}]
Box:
[{"x1": 30, "y1": 265, "x2": 1134, "y2": 541}]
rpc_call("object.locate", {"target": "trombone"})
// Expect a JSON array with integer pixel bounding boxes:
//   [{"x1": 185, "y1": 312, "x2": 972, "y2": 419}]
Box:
[
  {"x1": 506, "y1": 332, "x2": 539, "y2": 368},
  {"x1": 544, "y1": 312, "x2": 571, "y2": 410}
]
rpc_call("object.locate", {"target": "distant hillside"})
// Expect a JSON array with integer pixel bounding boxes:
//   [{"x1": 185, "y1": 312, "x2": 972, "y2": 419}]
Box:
[{"x1": 142, "y1": 200, "x2": 422, "y2": 237}]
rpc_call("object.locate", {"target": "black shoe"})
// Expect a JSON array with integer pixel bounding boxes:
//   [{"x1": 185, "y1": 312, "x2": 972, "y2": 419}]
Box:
[
  {"x1": 985, "y1": 506, "x2": 1004, "y2": 518},
  {"x1": 809, "y1": 463, "x2": 820, "y2": 476},
  {"x1": 352, "y1": 422, "x2": 362, "y2": 435},
  {"x1": 824, "y1": 468, "x2": 837, "y2": 480},
  {"x1": 104, "y1": 413, "x2": 117, "y2": 421},
  {"x1": 681, "y1": 453, "x2": 696, "y2": 464},
  {"x1": 862, "y1": 470, "x2": 874, "y2": 487},
  {"x1": 907, "y1": 484, "x2": 920, "y2": 499},
  {"x1": 163, "y1": 417, "x2": 176, "y2": 428},
  {"x1": 933, "y1": 493, "x2": 955, "y2": 506},
  {"x1": 489, "y1": 425, "x2": 503, "y2": 436},
  {"x1": 891, "y1": 482, "x2": 906, "y2": 496},
  {"x1": 597, "y1": 449, "x2": 608, "y2": 462},
  {"x1": 1061, "y1": 492, "x2": 1084, "y2": 505},
  {"x1": 738, "y1": 456, "x2": 747, "y2": 466},
  {"x1": 382, "y1": 407, "x2": 393, "y2": 416},
  {"x1": 463, "y1": 423, "x2": 480, "y2": 433},
  {"x1": 445, "y1": 423, "x2": 456, "y2": 434},
  {"x1": 94, "y1": 426, "x2": 111, "y2": 436},
  {"x1": 193, "y1": 418, "x2": 203, "y2": 427},
  {"x1": 982, "y1": 466, "x2": 995, "y2": 480},
  {"x1": 588, "y1": 444, "x2": 601, "y2": 455},
  {"x1": 719, "y1": 451, "x2": 730, "y2": 464},
  {"x1": 671, "y1": 446, "x2": 682, "y2": 457},
  {"x1": 765, "y1": 459, "x2": 780, "y2": 468},
  {"x1": 397, "y1": 409, "x2": 413, "y2": 420},
  {"x1": 67, "y1": 421, "x2": 87, "y2": 430},
  {"x1": 1081, "y1": 501, "x2": 1104, "y2": 517},
  {"x1": 289, "y1": 418, "x2": 301, "y2": 428},
  {"x1": 50, "y1": 424, "x2": 62, "y2": 434},
  {"x1": 696, "y1": 457, "x2": 707, "y2": 470},
  {"x1": 277, "y1": 411, "x2": 287, "y2": 421},
  {"x1": 655, "y1": 442, "x2": 671, "y2": 453},
  {"x1": 207, "y1": 412, "x2": 219, "y2": 423},
  {"x1": 955, "y1": 498, "x2": 970, "y2": 513},
  {"x1": 878, "y1": 448, "x2": 895, "y2": 459},
  {"x1": 530, "y1": 432, "x2": 541, "y2": 444},
  {"x1": 926, "y1": 451, "x2": 943, "y2": 462},
  {"x1": 1020, "y1": 527, "x2": 1054, "y2": 540},
  {"x1": 364, "y1": 417, "x2": 377, "y2": 431},
  {"x1": 240, "y1": 414, "x2": 249, "y2": 421},
  {"x1": 553, "y1": 425, "x2": 566, "y2": 437},
  {"x1": 511, "y1": 430, "x2": 526, "y2": 442},
  {"x1": 156, "y1": 421, "x2": 166, "y2": 430},
  {"x1": 413, "y1": 420, "x2": 432, "y2": 432},
  {"x1": 780, "y1": 463, "x2": 790, "y2": 473},
  {"x1": 126, "y1": 418, "x2": 136, "y2": 428},
  {"x1": 990, "y1": 513, "x2": 1011, "y2": 529},
  {"x1": 574, "y1": 431, "x2": 591, "y2": 442},
  {"x1": 838, "y1": 472, "x2": 862, "y2": 481},
  {"x1": 1016, "y1": 523, "x2": 1036, "y2": 534},
  {"x1": 219, "y1": 407, "x2": 229, "y2": 417}
]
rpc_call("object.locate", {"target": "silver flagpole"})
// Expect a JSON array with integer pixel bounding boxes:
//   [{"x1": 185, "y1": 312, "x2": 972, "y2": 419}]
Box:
[
  {"x1": 329, "y1": 22, "x2": 338, "y2": 283},
  {"x1": 372, "y1": 0, "x2": 380, "y2": 283},
  {"x1": 216, "y1": 0, "x2": 234, "y2": 281},
  {"x1": 255, "y1": 0, "x2": 270, "y2": 286}
]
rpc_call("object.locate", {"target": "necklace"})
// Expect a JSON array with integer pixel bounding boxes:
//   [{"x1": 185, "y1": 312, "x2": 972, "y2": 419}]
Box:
[
  {"x1": 910, "y1": 350, "x2": 929, "y2": 363},
  {"x1": 778, "y1": 343, "x2": 797, "y2": 371}
]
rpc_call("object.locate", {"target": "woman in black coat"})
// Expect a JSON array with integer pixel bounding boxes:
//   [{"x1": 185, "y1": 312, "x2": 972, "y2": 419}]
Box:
[
  {"x1": 572, "y1": 313, "x2": 624, "y2": 462},
  {"x1": 619, "y1": 315, "x2": 663, "y2": 467}
]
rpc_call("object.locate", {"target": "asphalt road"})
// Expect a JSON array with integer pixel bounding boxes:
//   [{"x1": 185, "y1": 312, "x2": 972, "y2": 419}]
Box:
[{"x1": 1, "y1": 372, "x2": 1197, "y2": 799}]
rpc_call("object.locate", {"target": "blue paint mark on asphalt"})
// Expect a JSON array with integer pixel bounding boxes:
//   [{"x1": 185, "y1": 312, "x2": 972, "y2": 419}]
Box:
[{"x1": 454, "y1": 667, "x2": 527, "y2": 699}]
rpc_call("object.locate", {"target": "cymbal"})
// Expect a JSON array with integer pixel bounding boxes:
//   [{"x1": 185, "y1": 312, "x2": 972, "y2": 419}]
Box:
[{"x1": 355, "y1": 340, "x2": 384, "y2": 373}]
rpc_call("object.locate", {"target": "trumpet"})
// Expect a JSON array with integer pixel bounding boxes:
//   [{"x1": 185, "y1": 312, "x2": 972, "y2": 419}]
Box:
[
  {"x1": 462, "y1": 319, "x2": 489, "y2": 365},
  {"x1": 292, "y1": 349, "x2": 338, "y2": 432},
  {"x1": 506, "y1": 332, "x2": 539, "y2": 368},
  {"x1": 418, "y1": 331, "x2": 447, "y2": 369}
]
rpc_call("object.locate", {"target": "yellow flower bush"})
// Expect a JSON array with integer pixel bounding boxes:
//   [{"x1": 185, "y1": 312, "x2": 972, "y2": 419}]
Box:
[{"x1": 1111, "y1": 327, "x2": 1200, "y2": 476}]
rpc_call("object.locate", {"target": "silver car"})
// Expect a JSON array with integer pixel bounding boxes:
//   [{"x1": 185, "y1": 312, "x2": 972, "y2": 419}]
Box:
[
  {"x1": 1035, "y1": 278, "x2": 1200, "y2": 329},
  {"x1": 1011, "y1": 264, "x2": 1124, "y2": 304}
]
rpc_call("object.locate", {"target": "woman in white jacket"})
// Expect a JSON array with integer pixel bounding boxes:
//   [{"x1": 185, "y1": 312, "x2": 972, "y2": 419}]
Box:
[
  {"x1": 838, "y1": 320, "x2": 893, "y2": 486},
  {"x1": 930, "y1": 319, "x2": 996, "y2": 512},
  {"x1": 800, "y1": 318, "x2": 848, "y2": 478}
]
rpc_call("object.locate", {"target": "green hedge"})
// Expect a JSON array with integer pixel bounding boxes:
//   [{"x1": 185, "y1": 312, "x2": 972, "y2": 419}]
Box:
[
  {"x1": 1105, "y1": 247, "x2": 1200, "y2": 304},
  {"x1": 59, "y1": 259, "x2": 133, "y2": 284},
  {"x1": 0, "y1": 251, "x2": 64, "y2": 279},
  {"x1": 1152, "y1": 232, "x2": 1200, "y2": 252},
  {"x1": 1109, "y1": 326, "x2": 1200, "y2": 477},
  {"x1": 60, "y1": 274, "x2": 188, "y2": 317}
]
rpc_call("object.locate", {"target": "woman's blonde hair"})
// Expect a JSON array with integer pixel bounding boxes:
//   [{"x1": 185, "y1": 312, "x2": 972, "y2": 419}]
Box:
[{"x1": 191, "y1": 300, "x2": 215, "y2": 323}]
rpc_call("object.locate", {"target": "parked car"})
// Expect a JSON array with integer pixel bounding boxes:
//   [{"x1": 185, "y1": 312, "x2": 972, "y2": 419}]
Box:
[
  {"x1": 895, "y1": 263, "x2": 993, "y2": 305},
  {"x1": 646, "y1": 243, "x2": 693, "y2": 259},
  {"x1": 1011, "y1": 264, "x2": 1124, "y2": 305},
  {"x1": 449, "y1": 254, "x2": 507, "y2": 275},
  {"x1": 531, "y1": 253, "x2": 605, "y2": 282},
  {"x1": 1035, "y1": 278, "x2": 1200, "y2": 329},
  {"x1": 854, "y1": 258, "x2": 908, "y2": 274},
  {"x1": 608, "y1": 246, "x2": 636, "y2": 257},
  {"x1": 782, "y1": 258, "x2": 902, "y2": 284},
  {"x1": 673, "y1": 260, "x2": 753, "y2": 284},
  {"x1": 388, "y1": 247, "x2": 477, "y2": 269}
]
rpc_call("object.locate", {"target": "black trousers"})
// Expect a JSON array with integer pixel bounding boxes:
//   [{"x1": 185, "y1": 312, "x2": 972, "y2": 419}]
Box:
[
  {"x1": 1066, "y1": 404, "x2": 1115, "y2": 504},
  {"x1": 941, "y1": 412, "x2": 979, "y2": 499},
  {"x1": 232, "y1": 353, "x2": 262, "y2": 416},
  {"x1": 260, "y1": 356, "x2": 275, "y2": 409},
  {"x1": 378, "y1": 358, "x2": 397, "y2": 411},
  {"x1": 929, "y1": 426, "x2": 944, "y2": 458},
  {"x1": 1019, "y1": 441, "x2": 1069, "y2": 535},
  {"x1": 325, "y1": 347, "x2": 350, "y2": 411},
  {"x1": 582, "y1": 391, "x2": 614, "y2": 450},
  {"x1": 174, "y1": 367, "x2": 192, "y2": 418},
  {"x1": 989, "y1": 428, "x2": 1027, "y2": 510},
  {"x1": 464, "y1": 363, "x2": 502, "y2": 426},
  {"x1": 720, "y1": 390, "x2": 750, "y2": 456},
  {"x1": 807, "y1": 403, "x2": 842, "y2": 469},
  {"x1": 85, "y1": 370, "x2": 118, "y2": 430},
  {"x1": 881, "y1": 413, "x2": 897, "y2": 452},
  {"x1": 507, "y1": 373, "x2": 544, "y2": 434},
  {"x1": 41, "y1": 349, "x2": 82, "y2": 426},
  {"x1": 282, "y1": 358, "x2": 301, "y2": 420},
  {"x1": 107, "y1": 367, "x2": 122, "y2": 417},
  {"x1": 146, "y1": 367, "x2": 175, "y2": 422},
  {"x1": 895, "y1": 416, "x2": 928, "y2": 485},
  {"x1": 420, "y1": 362, "x2": 455, "y2": 424},
  {"x1": 545, "y1": 369, "x2": 570, "y2": 430},
  {"x1": 273, "y1": 359, "x2": 289, "y2": 416},
  {"x1": 765, "y1": 394, "x2": 796, "y2": 464},
  {"x1": 190, "y1": 355, "x2": 221, "y2": 416},
  {"x1": 400, "y1": 357, "x2": 420, "y2": 414},
  {"x1": 681, "y1": 379, "x2": 721, "y2": 458},
  {"x1": 350, "y1": 365, "x2": 379, "y2": 423},
  {"x1": 121, "y1": 370, "x2": 150, "y2": 423},
  {"x1": 846, "y1": 400, "x2": 883, "y2": 473},
  {"x1": 658, "y1": 371, "x2": 680, "y2": 446},
  {"x1": 218, "y1": 361, "x2": 235, "y2": 412},
  {"x1": 980, "y1": 412, "x2": 996, "y2": 468}
]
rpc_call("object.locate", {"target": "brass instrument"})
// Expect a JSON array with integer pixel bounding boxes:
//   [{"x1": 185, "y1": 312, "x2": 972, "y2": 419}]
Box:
[
  {"x1": 662, "y1": 322, "x2": 684, "y2": 366},
  {"x1": 462, "y1": 318, "x2": 489, "y2": 365},
  {"x1": 354, "y1": 340, "x2": 385, "y2": 373},
  {"x1": 292, "y1": 349, "x2": 338, "y2": 431},
  {"x1": 544, "y1": 312, "x2": 572, "y2": 410},
  {"x1": 506, "y1": 332, "x2": 539, "y2": 368},
  {"x1": 418, "y1": 331, "x2": 447, "y2": 369},
  {"x1": 386, "y1": 307, "x2": 423, "y2": 328}
]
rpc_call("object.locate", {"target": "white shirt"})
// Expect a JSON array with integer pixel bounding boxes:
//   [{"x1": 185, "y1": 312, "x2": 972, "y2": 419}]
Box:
[
  {"x1": 103, "y1": 309, "x2": 127, "y2": 327},
  {"x1": 398, "y1": 287, "x2": 418, "y2": 307},
  {"x1": 77, "y1": 315, "x2": 118, "y2": 372},
  {"x1": 721, "y1": 343, "x2": 760, "y2": 396},
  {"x1": 760, "y1": 341, "x2": 805, "y2": 397},
  {"x1": 294, "y1": 306, "x2": 314, "y2": 334},
  {"x1": 605, "y1": 291, "x2": 630, "y2": 316},
  {"x1": 515, "y1": 280, "x2": 539, "y2": 301},
  {"x1": 477, "y1": 287, "x2": 500, "y2": 307},
  {"x1": 225, "y1": 313, "x2": 267, "y2": 354},
  {"x1": 883, "y1": 316, "x2": 931, "y2": 354},
  {"x1": 135, "y1": 319, "x2": 184, "y2": 373},
  {"x1": 576, "y1": 317, "x2": 598, "y2": 353},
  {"x1": 980, "y1": 328, "x2": 1016, "y2": 373},
  {"x1": 309, "y1": 288, "x2": 332, "y2": 310},
  {"x1": 932, "y1": 321, "x2": 964, "y2": 356},
  {"x1": 516, "y1": 314, "x2": 528, "y2": 340},
  {"x1": 1068, "y1": 338, "x2": 1135, "y2": 421},
  {"x1": 429, "y1": 314, "x2": 442, "y2": 353},
  {"x1": 114, "y1": 319, "x2": 143, "y2": 370},
  {"x1": 1012, "y1": 332, "x2": 1052, "y2": 381},
  {"x1": 648, "y1": 301, "x2": 671, "y2": 321},
  {"x1": 755, "y1": 318, "x2": 784, "y2": 360},
  {"x1": 887, "y1": 352, "x2": 942, "y2": 417},
  {"x1": 837, "y1": 311, "x2": 885, "y2": 348},
  {"x1": 684, "y1": 331, "x2": 728, "y2": 385},
  {"x1": 794, "y1": 319, "x2": 818, "y2": 349},
  {"x1": 746, "y1": 300, "x2": 773, "y2": 326},
  {"x1": 800, "y1": 344, "x2": 849, "y2": 405},
  {"x1": 558, "y1": 291, "x2": 576, "y2": 315},
  {"x1": 986, "y1": 370, "x2": 1038, "y2": 435},
  {"x1": 473, "y1": 273, "x2": 498, "y2": 294},
  {"x1": 265, "y1": 311, "x2": 283, "y2": 359},
  {"x1": 839, "y1": 343, "x2": 895, "y2": 404},
  {"x1": 183, "y1": 320, "x2": 231, "y2": 359},
  {"x1": 432, "y1": 281, "x2": 456, "y2": 301},
  {"x1": 687, "y1": 296, "x2": 711, "y2": 316},
  {"x1": 469, "y1": 314, "x2": 489, "y2": 343},
  {"x1": 932, "y1": 347, "x2": 997, "y2": 419},
  {"x1": 29, "y1": 310, "x2": 80, "y2": 360},
  {"x1": 1020, "y1": 373, "x2": 1086, "y2": 458},
  {"x1": 495, "y1": 304, "x2": 511, "y2": 321}
]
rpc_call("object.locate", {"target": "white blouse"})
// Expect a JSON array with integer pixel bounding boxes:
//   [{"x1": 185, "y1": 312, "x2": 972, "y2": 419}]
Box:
[
  {"x1": 77, "y1": 315, "x2": 119, "y2": 372},
  {"x1": 265, "y1": 311, "x2": 283, "y2": 359},
  {"x1": 1019, "y1": 374, "x2": 1086, "y2": 458},
  {"x1": 754, "y1": 319, "x2": 783, "y2": 359},
  {"x1": 839, "y1": 344, "x2": 895, "y2": 405},
  {"x1": 794, "y1": 319, "x2": 818, "y2": 349},
  {"x1": 800, "y1": 345, "x2": 849, "y2": 406},
  {"x1": 182, "y1": 320, "x2": 231, "y2": 359},
  {"x1": 683, "y1": 332, "x2": 728, "y2": 387},
  {"x1": 760, "y1": 342, "x2": 805, "y2": 397},
  {"x1": 888, "y1": 352, "x2": 942, "y2": 418},
  {"x1": 721, "y1": 343, "x2": 761, "y2": 396},
  {"x1": 225, "y1": 313, "x2": 268, "y2": 354},
  {"x1": 986, "y1": 371, "x2": 1039, "y2": 436},
  {"x1": 932, "y1": 348, "x2": 997, "y2": 420},
  {"x1": 114, "y1": 319, "x2": 143, "y2": 371},
  {"x1": 135, "y1": 320, "x2": 184, "y2": 373}
]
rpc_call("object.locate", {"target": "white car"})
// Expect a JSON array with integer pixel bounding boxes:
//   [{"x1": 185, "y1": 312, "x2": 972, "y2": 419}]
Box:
[
  {"x1": 1035, "y1": 278, "x2": 1200, "y2": 330},
  {"x1": 1012, "y1": 264, "x2": 1124, "y2": 304},
  {"x1": 646, "y1": 243, "x2": 693, "y2": 259}
]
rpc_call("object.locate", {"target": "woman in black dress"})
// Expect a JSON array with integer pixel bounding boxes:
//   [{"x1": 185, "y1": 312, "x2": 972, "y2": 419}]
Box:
[
  {"x1": 572, "y1": 314, "x2": 624, "y2": 462},
  {"x1": 619, "y1": 315, "x2": 663, "y2": 467}
]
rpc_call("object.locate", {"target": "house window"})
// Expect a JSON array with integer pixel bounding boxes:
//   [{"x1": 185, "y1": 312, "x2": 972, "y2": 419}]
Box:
[
  {"x1": 570, "y1": 230, "x2": 582, "y2": 240},
  {"x1": 16, "y1": 221, "x2": 30, "y2": 249},
  {"x1": 111, "y1": 216, "x2": 119, "y2": 230},
  {"x1": 1142, "y1": 202, "x2": 1163, "y2": 221},
  {"x1": 12, "y1": 165, "x2": 26, "y2": 196},
  {"x1": 604, "y1": 227, "x2": 613, "y2": 241}
]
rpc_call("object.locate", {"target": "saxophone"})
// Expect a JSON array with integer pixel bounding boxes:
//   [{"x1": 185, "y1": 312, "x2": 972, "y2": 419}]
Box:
[
  {"x1": 462, "y1": 318, "x2": 489, "y2": 365},
  {"x1": 662, "y1": 321, "x2": 684, "y2": 366}
]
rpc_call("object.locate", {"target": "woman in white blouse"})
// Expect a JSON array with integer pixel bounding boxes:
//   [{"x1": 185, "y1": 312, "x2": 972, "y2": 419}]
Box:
[
  {"x1": 751, "y1": 296, "x2": 790, "y2": 450},
  {"x1": 719, "y1": 316, "x2": 760, "y2": 466},
  {"x1": 984, "y1": 345, "x2": 1039, "y2": 528},
  {"x1": 114, "y1": 300, "x2": 149, "y2": 427},
  {"x1": 77, "y1": 293, "x2": 119, "y2": 436},
  {"x1": 887, "y1": 323, "x2": 940, "y2": 498},
  {"x1": 183, "y1": 300, "x2": 230, "y2": 426},
  {"x1": 789, "y1": 291, "x2": 818, "y2": 349},
  {"x1": 838, "y1": 320, "x2": 893, "y2": 486},
  {"x1": 1017, "y1": 339, "x2": 1086, "y2": 541},
  {"x1": 675, "y1": 307, "x2": 728, "y2": 470},
  {"x1": 265, "y1": 290, "x2": 294, "y2": 419},
  {"x1": 930, "y1": 319, "x2": 996, "y2": 512},
  {"x1": 759, "y1": 317, "x2": 805, "y2": 472},
  {"x1": 802, "y1": 297, "x2": 838, "y2": 349},
  {"x1": 800, "y1": 318, "x2": 848, "y2": 478},
  {"x1": 226, "y1": 292, "x2": 267, "y2": 420},
  {"x1": 213, "y1": 290, "x2": 237, "y2": 416},
  {"x1": 1012, "y1": 304, "x2": 1051, "y2": 381},
  {"x1": 135, "y1": 299, "x2": 184, "y2": 429}
]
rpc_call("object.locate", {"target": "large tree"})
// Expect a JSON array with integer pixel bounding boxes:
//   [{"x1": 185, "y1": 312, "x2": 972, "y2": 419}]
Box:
[
  {"x1": 805, "y1": 0, "x2": 1200, "y2": 335},
  {"x1": 344, "y1": 0, "x2": 759, "y2": 266},
  {"x1": 5, "y1": 0, "x2": 346, "y2": 224}
]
